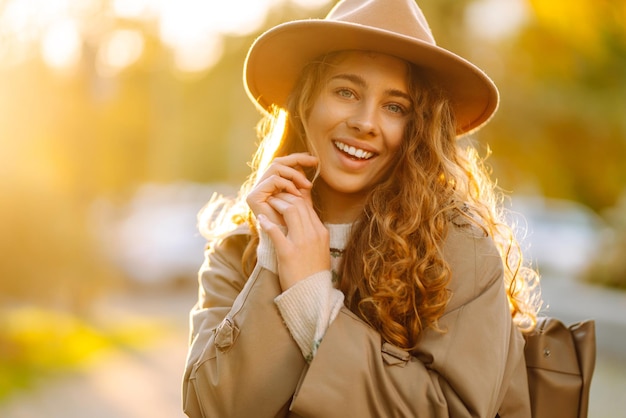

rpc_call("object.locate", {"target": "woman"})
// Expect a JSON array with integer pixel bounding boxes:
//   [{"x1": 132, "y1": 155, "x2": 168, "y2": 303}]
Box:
[{"x1": 183, "y1": 0, "x2": 541, "y2": 417}]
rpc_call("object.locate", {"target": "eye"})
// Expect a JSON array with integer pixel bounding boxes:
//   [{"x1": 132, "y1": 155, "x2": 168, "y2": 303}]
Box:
[
  {"x1": 336, "y1": 88, "x2": 355, "y2": 99},
  {"x1": 385, "y1": 103, "x2": 407, "y2": 114}
]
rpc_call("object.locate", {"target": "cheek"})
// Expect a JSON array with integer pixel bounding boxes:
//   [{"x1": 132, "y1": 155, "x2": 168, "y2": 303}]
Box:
[
  {"x1": 304, "y1": 104, "x2": 335, "y2": 147},
  {"x1": 388, "y1": 126, "x2": 407, "y2": 153},
  {"x1": 390, "y1": 137, "x2": 404, "y2": 154},
  {"x1": 307, "y1": 98, "x2": 333, "y2": 128}
]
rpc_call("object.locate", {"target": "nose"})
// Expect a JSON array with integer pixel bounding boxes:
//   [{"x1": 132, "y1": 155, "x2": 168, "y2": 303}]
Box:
[{"x1": 346, "y1": 103, "x2": 379, "y2": 137}]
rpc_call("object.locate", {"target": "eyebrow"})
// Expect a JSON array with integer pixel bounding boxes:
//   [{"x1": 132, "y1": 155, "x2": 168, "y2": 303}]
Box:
[{"x1": 329, "y1": 73, "x2": 412, "y2": 102}]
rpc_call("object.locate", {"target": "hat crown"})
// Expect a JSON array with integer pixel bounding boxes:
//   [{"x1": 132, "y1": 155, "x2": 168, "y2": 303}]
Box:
[{"x1": 327, "y1": 0, "x2": 436, "y2": 46}]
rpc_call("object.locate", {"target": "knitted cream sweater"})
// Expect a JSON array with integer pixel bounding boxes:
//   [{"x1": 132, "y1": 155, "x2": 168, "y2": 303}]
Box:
[{"x1": 256, "y1": 224, "x2": 351, "y2": 363}]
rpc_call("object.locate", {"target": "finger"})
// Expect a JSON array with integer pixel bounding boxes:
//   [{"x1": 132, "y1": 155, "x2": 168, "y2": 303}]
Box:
[
  {"x1": 268, "y1": 193, "x2": 322, "y2": 235},
  {"x1": 266, "y1": 195, "x2": 299, "y2": 219},
  {"x1": 270, "y1": 154, "x2": 318, "y2": 184},
  {"x1": 269, "y1": 165, "x2": 312, "y2": 190},
  {"x1": 298, "y1": 183, "x2": 314, "y2": 207},
  {"x1": 247, "y1": 176, "x2": 303, "y2": 226},
  {"x1": 268, "y1": 195, "x2": 305, "y2": 231},
  {"x1": 255, "y1": 175, "x2": 303, "y2": 198},
  {"x1": 274, "y1": 192, "x2": 318, "y2": 221},
  {"x1": 257, "y1": 213, "x2": 290, "y2": 248},
  {"x1": 272, "y1": 153, "x2": 318, "y2": 170}
]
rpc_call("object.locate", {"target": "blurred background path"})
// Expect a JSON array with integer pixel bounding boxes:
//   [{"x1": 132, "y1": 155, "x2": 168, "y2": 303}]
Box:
[
  {"x1": 0, "y1": 289, "x2": 194, "y2": 418},
  {"x1": 1, "y1": 275, "x2": 625, "y2": 418}
]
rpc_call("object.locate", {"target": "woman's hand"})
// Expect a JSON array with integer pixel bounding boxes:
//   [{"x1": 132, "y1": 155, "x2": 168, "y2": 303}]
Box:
[
  {"x1": 258, "y1": 192, "x2": 330, "y2": 290},
  {"x1": 246, "y1": 153, "x2": 317, "y2": 226},
  {"x1": 246, "y1": 153, "x2": 329, "y2": 290}
]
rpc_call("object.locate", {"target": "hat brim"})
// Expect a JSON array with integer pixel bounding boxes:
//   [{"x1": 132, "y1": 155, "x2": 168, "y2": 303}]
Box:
[{"x1": 244, "y1": 20, "x2": 499, "y2": 136}]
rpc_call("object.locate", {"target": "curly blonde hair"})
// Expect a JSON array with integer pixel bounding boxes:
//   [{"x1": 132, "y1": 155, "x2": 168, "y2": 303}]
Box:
[{"x1": 201, "y1": 52, "x2": 541, "y2": 351}]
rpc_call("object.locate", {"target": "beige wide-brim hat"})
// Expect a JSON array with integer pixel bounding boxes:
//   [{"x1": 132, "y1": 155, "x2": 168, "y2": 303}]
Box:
[{"x1": 244, "y1": 0, "x2": 499, "y2": 136}]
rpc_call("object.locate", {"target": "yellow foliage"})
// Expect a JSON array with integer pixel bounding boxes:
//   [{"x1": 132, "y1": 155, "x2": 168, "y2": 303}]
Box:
[{"x1": 528, "y1": 0, "x2": 624, "y2": 59}]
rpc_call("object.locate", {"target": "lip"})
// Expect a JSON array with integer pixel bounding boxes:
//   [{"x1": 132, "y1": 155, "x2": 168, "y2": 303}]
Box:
[{"x1": 332, "y1": 138, "x2": 378, "y2": 160}]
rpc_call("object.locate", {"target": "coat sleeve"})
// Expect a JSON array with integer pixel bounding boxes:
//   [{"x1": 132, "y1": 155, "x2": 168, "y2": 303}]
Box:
[
  {"x1": 182, "y1": 228, "x2": 306, "y2": 418},
  {"x1": 289, "y1": 224, "x2": 529, "y2": 418}
]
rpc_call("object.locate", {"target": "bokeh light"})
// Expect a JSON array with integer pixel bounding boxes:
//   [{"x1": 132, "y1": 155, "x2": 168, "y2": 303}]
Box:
[
  {"x1": 1, "y1": 0, "x2": 326, "y2": 74},
  {"x1": 96, "y1": 29, "x2": 144, "y2": 77},
  {"x1": 465, "y1": 0, "x2": 529, "y2": 40},
  {"x1": 41, "y1": 18, "x2": 82, "y2": 70}
]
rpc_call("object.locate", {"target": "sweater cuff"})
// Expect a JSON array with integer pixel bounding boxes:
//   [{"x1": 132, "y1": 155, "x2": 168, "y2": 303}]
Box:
[
  {"x1": 256, "y1": 226, "x2": 285, "y2": 274},
  {"x1": 274, "y1": 271, "x2": 345, "y2": 362}
]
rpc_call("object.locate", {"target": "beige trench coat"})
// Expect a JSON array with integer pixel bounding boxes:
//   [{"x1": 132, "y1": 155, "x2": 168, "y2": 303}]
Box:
[{"x1": 182, "y1": 220, "x2": 531, "y2": 418}]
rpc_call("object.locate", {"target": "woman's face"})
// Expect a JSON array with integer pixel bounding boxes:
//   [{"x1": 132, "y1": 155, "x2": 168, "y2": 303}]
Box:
[{"x1": 304, "y1": 51, "x2": 412, "y2": 205}]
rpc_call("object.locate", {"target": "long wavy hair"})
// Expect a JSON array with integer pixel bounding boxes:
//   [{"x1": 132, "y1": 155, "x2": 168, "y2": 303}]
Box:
[{"x1": 200, "y1": 51, "x2": 541, "y2": 351}]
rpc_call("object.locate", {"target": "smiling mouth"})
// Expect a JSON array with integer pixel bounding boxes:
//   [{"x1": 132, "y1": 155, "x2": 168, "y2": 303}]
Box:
[{"x1": 333, "y1": 140, "x2": 375, "y2": 160}]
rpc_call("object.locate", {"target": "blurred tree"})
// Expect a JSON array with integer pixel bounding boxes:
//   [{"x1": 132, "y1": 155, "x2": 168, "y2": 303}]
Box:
[
  {"x1": 475, "y1": 0, "x2": 626, "y2": 212},
  {"x1": 0, "y1": 0, "x2": 330, "y2": 307}
]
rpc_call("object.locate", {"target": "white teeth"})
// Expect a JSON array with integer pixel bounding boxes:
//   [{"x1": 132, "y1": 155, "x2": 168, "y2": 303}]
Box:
[{"x1": 333, "y1": 141, "x2": 374, "y2": 160}]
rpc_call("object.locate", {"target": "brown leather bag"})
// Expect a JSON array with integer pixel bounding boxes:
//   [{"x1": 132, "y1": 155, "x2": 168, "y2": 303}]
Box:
[{"x1": 524, "y1": 317, "x2": 596, "y2": 418}]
